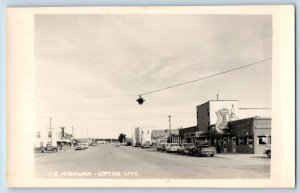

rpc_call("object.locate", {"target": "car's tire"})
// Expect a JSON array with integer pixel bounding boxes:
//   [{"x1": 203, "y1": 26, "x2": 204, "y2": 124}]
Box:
[
  {"x1": 267, "y1": 151, "x2": 271, "y2": 158},
  {"x1": 40, "y1": 150, "x2": 43, "y2": 153},
  {"x1": 210, "y1": 154, "x2": 214, "y2": 157}
]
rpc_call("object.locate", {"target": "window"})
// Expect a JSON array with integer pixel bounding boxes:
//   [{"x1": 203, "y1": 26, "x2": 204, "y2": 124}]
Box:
[
  {"x1": 238, "y1": 137, "x2": 244, "y2": 145},
  {"x1": 258, "y1": 136, "x2": 267, "y2": 145},
  {"x1": 36, "y1": 132, "x2": 41, "y2": 138},
  {"x1": 246, "y1": 137, "x2": 253, "y2": 145},
  {"x1": 197, "y1": 112, "x2": 199, "y2": 119}
]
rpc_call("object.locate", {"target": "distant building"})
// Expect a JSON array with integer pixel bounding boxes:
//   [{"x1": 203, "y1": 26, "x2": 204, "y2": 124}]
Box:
[
  {"x1": 35, "y1": 127, "x2": 73, "y2": 149},
  {"x1": 151, "y1": 129, "x2": 180, "y2": 145},
  {"x1": 133, "y1": 127, "x2": 151, "y2": 144},
  {"x1": 178, "y1": 126, "x2": 198, "y2": 144}
]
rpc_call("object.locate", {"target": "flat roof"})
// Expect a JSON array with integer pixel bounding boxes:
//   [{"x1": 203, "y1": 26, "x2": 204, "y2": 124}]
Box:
[{"x1": 197, "y1": 100, "x2": 239, "y2": 107}]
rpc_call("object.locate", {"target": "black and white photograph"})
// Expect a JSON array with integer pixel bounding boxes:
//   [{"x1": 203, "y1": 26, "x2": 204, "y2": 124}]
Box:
[{"x1": 6, "y1": 6, "x2": 295, "y2": 188}]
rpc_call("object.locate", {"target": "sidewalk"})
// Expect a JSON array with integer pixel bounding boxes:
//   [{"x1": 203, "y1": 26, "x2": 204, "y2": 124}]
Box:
[{"x1": 214, "y1": 153, "x2": 268, "y2": 159}]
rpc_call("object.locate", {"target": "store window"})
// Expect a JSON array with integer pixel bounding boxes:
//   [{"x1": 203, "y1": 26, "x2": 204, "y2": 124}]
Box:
[
  {"x1": 238, "y1": 137, "x2": 244, "y2": 145},
  {"x1": 246, "y1": 137, "x2": 253, "y2": 145},
  {"x1": 258, "y1": 136, "x2": 267, "y2": 145}
]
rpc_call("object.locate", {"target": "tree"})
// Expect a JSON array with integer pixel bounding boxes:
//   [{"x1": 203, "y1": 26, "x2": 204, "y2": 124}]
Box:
[{"x1": 118, "y1": 133, "x2": 126, "y2": 143}]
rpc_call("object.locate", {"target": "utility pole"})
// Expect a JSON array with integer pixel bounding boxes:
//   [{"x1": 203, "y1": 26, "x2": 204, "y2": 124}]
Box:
[
  {"x1": 168, "y1": 115, "x2": 171, "y2": 143},
  {"x1": 72, "y1": 126, "x2": 74, "y2": 138},
  {"x1": 140, "y1": 128, "x2": 143, "y2": 144},
  {"x1": 50, "y1": 117, "x2": 52, "y2": 145}
]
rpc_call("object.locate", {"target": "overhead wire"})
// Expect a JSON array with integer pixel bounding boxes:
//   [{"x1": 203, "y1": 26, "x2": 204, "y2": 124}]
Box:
[
  {"x1": 40, "y1": 58, "x2": 271, "y2": 98},
  {"x1": 140, "y1": 58, "x2": 272, "y2": 96}
]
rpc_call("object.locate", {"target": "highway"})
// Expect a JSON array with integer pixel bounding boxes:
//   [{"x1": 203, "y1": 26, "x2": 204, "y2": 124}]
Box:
[{"x1": 35, "y1": 143, "x2": 270, "y2": 179}]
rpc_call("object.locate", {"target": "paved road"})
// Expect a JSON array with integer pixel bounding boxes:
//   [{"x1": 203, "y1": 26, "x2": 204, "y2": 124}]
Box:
[{"x1": 35, "y1": 144, "x2": 270, "y2": 179}]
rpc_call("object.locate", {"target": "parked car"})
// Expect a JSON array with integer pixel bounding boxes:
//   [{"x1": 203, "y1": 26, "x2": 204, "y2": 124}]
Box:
[
  {"x1": 126, "y1": 141, "x2": 132, "y2": 146},
  {"x1": 177, "y1": 143, "x2": 193, "y2": 155},
  {"x1": 157, "y1": 143, "x2": 168, "y2": 151},
  {"x1": 75, "y1": 144, "x2": 85, "y2": 150},
  {"x1": 134, "y1": 142, "x2": 142, "y2": 147},
  {"x1": 264, "y1": 144, "x2": 271, "y2": 158},
  {"x1": 165, "y1": 143, "x2": 180, "y2": 153},
  {"x1": 39, "y1": 144, "x2": 58, "y2": 153},
  {"x1": 141, "y1": 142, "x2": 151, "y2": 148},
  {"x1": 190, "y1": 141, "x2": 216, "y2": 157},
  {"x1": 76, "y1": 143, "x2": 89, "y2": 149}
]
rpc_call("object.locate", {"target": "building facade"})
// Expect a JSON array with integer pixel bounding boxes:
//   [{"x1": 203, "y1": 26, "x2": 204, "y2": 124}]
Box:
[
  {"x1": 151, "y1": 129, "x2": 180, "y2": 145},
  {"x1": 178, "y1": 99, "x2": 271, "y2": 155},
  {"x1": 210, "y1": 117, "x2": 271, "y2": 154},
  {"x1": 134, "y1": 127, "x2": 152, "y2": 145}
]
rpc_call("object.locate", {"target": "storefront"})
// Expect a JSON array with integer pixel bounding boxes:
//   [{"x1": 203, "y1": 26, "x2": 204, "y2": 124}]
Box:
[{"x1": 210, "y1": 117, "x2": 271, "y2": 154}]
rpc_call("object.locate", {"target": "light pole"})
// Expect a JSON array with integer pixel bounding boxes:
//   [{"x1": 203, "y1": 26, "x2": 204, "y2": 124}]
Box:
[{"x1": 168, "y1": 115, "x2": 171, "y2": 143}]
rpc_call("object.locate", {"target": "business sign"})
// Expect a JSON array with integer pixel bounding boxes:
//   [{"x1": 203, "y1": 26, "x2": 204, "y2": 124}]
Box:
[{"x1": 215, "y1": 108, "x2": 229, "y2": 134}]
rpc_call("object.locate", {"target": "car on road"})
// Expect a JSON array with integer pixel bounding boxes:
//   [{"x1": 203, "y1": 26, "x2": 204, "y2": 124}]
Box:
[
  {"x1": 141, "y1": 142, "x2": 151, "y2": 148},
  {"x1": 190, "y1": 141, "x2": 216, "y2": 157},
  {"x1": 264, "y1": 144, "x2": 271, "y2": 158},
  {"x1": 134, "y1": 142, "x2": 142, "y2": 147},
  {"x1": 156, "y1": 143, "x2": 168, "y2": 151},
  {"x1": 75, "y1": 144, "x2": 85, "y2": 150},
  {"x1": 76, "y1": 143, "x2": 89, "y2": 149},
  {"x1": 165, "y1": 143, "x2": 180, "y2": 153},
  {"x1": 39, "y1": 144, "x2": 58, "y2": 153},
  {"x1": 177, "y1": 143, "x2": 193, "y2": 155}
]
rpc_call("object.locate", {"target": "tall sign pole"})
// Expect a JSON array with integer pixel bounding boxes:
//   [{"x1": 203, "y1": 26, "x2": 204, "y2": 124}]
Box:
[{"x1": 168, "y1": 115, "x2": 171, "y2": 143}]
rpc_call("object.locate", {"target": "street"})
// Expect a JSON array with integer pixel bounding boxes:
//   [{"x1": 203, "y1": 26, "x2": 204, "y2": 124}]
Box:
[{"x1": 35, "y1": 144, "x2": 270, "y2": 179}]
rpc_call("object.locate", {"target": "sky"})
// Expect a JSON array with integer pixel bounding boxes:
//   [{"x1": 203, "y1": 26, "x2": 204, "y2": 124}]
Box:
[{"x1": 34, "y1": 14, "x2": 272, "y2": 138}]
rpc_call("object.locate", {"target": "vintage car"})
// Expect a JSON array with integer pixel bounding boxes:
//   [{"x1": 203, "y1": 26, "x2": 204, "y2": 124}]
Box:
[
  {"x1": 141, "y1": 142, "x2": 151, "y2": 148},
  {"x1": 165, "y1": 143, "x2": 180, "y2": 153},
  {"x1": 134, "y1": 142, "x2": 142, "y2": 147},
  {"x1": 156, "y1": 143, "x2": 168, "y2": 151},
  {"x1": 177, "y1": 143, "x2": 193, "y2": 155},
  {"x1": 75, "y1": 144, "x2": 85, "y2": 150},
  {"x1": 190, "y1": 141, "x2": 216, "y2": 157},
  {"x1": 39, "y1": 144, "x2": 58, "y2": 153}
]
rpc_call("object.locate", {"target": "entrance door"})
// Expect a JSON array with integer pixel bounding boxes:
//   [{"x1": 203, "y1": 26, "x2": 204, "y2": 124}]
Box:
[
  {"x1": 223, "y1": 137, "x2": 227, "y2": 153},
  {"x1": 232, "y1": 137, "x2": 236, "y2": 153}
]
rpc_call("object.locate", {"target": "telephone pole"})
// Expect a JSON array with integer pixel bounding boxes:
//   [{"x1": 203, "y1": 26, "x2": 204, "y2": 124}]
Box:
[
  {"x1": 49, "y1": 117, "x2": 52, "y2": 145},
  {"x1": 72, "y1": 126, "x2": 74, "y2": 138},
  {"x1": 168, "y1": 115, "x2": 171, "y2": 143}
]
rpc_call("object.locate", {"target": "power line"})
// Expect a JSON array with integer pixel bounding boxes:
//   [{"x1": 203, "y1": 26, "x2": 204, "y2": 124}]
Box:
[
  {"x1": 140, "y1": 58, "x2": 272, "y2": 96},
  {"x1": 38, "y1": 58, "x2": 271, "y2": 98}
]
